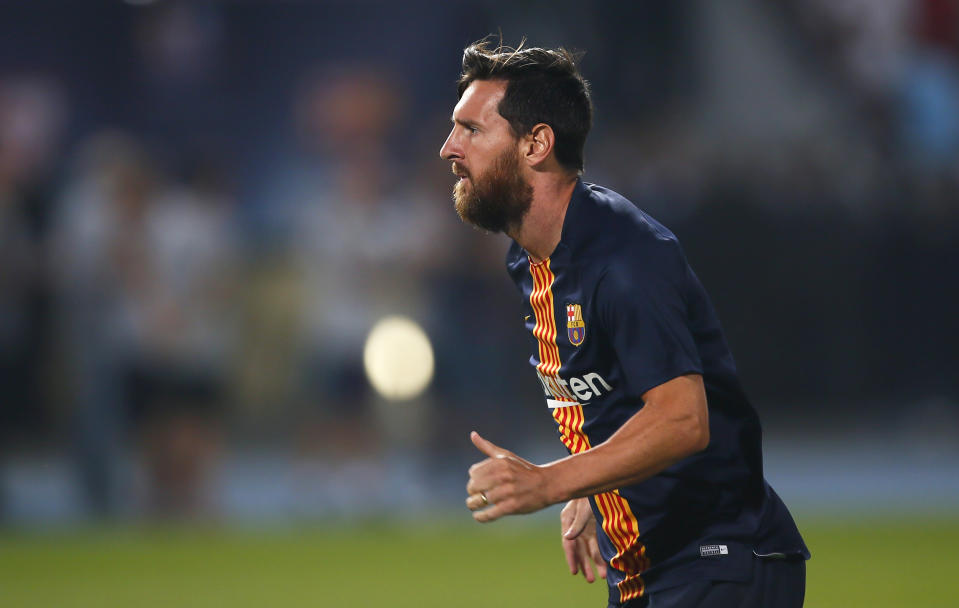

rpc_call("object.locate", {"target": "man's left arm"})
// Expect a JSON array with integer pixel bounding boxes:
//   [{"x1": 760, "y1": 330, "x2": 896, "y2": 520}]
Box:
[
  {"x1": 465, "y1": 372, "x2": 709, "y2": 522},
  {"x1": 468, "y1": 234, "x2": 708, "y2": 521}
]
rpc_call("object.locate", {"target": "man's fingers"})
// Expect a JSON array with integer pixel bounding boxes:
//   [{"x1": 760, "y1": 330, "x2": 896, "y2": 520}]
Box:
[
  {"x1": 559, "y1": 500, "x2": 577, "y2": 532},
  {"x1": 466, "y1": 434, "x2": 545, "y2": 522},
  {"x1": 472, "y1": 500, "x2": 509, "y2": 523},
  {"x1": 563, "y1": 500, "x2": 592, "y2": 540},
  {"x1": 465, "y1": 492, "x2": 490, "y2": 511},
  {"x1": 563, "y1": 538, "x2": 579, "y2": 575},
  {"x1": 560, "y1": 499, "x2": 604, "y2": 585},
  {"x1": 564, "y1": 537, "x2": 596, "y2": 583},
  {"x1": 589, "y1": 535, "x2": 607, "y2": 580},
  {"x1": 470, "y1": 431, "x2": 506, "y2": 459},
  {"x1": 577, "y1": 540, "x2": 594, "y2": 582},
  {"x1": 581, "y1": 557, "x2": 596, "y2": 583}
]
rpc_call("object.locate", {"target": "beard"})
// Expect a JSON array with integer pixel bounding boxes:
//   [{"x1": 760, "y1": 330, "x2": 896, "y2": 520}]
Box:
[{"x1": 453, "y1": 147, "x2": 533, "y2": 234}]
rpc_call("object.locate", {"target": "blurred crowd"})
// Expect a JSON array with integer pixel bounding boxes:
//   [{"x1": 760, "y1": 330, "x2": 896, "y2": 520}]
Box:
[{"x1": 0, "y1": 0, "x2": 956, "y2": 521}]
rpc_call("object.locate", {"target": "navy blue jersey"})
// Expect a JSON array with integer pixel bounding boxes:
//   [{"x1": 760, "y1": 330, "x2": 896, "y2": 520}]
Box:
[{"x1": 506, "y1": 180, "x2": 808, "y2": 604}]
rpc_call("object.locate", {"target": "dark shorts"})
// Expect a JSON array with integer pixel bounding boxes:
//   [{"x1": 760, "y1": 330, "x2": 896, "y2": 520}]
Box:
[{"x1": 613, "y1": 556, "x2": 806, "y2": 608}]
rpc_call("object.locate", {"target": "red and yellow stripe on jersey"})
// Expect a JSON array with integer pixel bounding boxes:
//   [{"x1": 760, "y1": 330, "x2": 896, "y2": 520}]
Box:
[{"x1": 529, "y1": 258, "x2": 649, "y2": 603}]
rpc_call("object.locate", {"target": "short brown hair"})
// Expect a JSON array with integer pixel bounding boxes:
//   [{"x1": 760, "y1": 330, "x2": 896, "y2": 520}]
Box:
[{"x1": 457, "y1": 38, "x2": 593, "y2": 173}]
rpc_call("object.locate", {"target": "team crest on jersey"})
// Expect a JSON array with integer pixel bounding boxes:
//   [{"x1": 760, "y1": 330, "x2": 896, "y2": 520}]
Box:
[{"x1": 566, "y1": 303, "x2": 586, "y2": 346}]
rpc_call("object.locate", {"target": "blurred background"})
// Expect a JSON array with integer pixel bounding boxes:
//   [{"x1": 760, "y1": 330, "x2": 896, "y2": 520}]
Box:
[{"x1": 0, "y1": 0, "x2": 957, "y2": 605}]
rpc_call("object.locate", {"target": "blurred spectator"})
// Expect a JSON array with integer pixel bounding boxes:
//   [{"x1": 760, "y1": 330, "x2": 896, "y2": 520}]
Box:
[
  {"x1": 798, "y1": 0, "x2": 912, "y2": 96},
  {"x1": 51, "y1": 132, "x2": 239, "y2": 517},
  {"x1": 0, "y1": 76, "x2": 66, "y2": 517},
  {"x1": 898, "y1": 0, "x2": 959, "y2": 171},
  {"x1": 254, "y1": 66, "x2": 449, "y2": 458},
  {"x1": 133, "y1": 1, "x2": 228, "y2": 161}
]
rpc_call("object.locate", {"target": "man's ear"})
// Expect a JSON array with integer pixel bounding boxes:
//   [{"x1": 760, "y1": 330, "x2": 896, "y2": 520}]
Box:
[{"x1": 523, "y1": 123, "x2": 555, "y2": 167}]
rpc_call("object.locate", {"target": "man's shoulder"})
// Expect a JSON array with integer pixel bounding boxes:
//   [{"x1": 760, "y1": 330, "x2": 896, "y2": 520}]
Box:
[
  {"x1": 570, "y1": 182, "x2": 684, "y2": 264},
  {"x1": 504, "y1": 181, "x2": 686, "y2": 279}
]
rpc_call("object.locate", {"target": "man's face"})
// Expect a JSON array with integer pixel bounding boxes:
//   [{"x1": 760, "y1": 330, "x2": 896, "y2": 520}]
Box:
[{"x1": 439, "y1": 80, "x2": 533, "y2": 233}]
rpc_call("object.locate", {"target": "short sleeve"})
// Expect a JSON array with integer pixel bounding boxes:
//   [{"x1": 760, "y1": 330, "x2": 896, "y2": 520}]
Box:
[{"x1": 596, "y1": 236, "x2": 703, "y2": 397}]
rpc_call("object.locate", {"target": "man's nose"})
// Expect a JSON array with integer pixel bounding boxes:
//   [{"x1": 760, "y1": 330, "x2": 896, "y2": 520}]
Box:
[{"x1": 440, "y1": 130, "x2": 460, "y2": 160}]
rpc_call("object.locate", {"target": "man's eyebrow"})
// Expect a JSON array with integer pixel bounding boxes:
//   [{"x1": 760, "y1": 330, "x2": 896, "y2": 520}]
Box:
[{"x1": 451, "y1": 117, "x2": 479, "y2": 129}]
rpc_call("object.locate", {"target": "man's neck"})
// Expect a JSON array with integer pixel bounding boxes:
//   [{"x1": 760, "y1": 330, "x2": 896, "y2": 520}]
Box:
[{"x1": 508, "y1": 175, "x2": 578, "y2": 264}]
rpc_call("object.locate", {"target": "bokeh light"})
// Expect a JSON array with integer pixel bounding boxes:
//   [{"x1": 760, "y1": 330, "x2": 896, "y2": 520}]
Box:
[{"x1": 363, "y1": 315, "x2": 434, "y2": 401}]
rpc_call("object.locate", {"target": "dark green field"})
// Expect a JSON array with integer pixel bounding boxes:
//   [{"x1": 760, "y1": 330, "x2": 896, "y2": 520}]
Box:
[{"x1": 1, "y1": 514, "x2": 956, "y2": 607}]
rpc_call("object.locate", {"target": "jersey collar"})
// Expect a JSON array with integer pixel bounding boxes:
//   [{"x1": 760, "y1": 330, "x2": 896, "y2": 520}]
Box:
[{"x1": 555, "y1": 177, "x2": 590, "y2": 255}]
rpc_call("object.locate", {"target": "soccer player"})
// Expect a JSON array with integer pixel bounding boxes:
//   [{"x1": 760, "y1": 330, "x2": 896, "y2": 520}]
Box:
[{"x1": 440, "y1": 40, "x2": 810, "y2": 608}]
